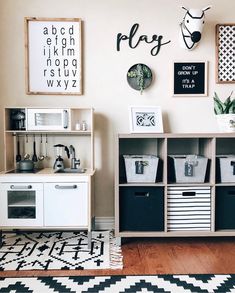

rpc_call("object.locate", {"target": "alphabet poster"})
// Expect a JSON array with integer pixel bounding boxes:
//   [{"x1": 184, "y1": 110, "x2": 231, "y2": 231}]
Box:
[
  {"x1": 25, "y1": 18, "x2": 82, "y2": 95},
  {"x1": 173, "y1": 61, "x2": 208, "y2": 97}
]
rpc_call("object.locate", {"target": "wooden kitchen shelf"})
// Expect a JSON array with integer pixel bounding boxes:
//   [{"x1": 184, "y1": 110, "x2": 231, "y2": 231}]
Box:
[{"x1": 3, "y1": 107, "x2": 94, "y2": 172}]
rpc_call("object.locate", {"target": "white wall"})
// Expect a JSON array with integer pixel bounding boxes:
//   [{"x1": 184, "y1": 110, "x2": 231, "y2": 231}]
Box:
[{"x1": 0, "y1": 0, "x2": 234, "y2": 216}]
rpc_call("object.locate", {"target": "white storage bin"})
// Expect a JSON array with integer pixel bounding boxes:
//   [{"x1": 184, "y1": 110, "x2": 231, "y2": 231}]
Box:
[
  {"x1": 169, "y1": 155, "x2": 208, "y2": 183},
  {"x1": 167, "y1": 186, "x2": 211, "y2": 231},
  {"x1": 218, "y1": 155, "x2": 235, "y2": 183},
  {"x1": 123, "y1": 155, "x2": 159, "y2": 183}
]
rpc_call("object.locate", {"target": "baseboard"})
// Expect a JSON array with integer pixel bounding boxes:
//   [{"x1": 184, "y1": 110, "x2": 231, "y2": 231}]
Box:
[{"x1": 95, "y1": 217, "x2": 114, "y2": 230}]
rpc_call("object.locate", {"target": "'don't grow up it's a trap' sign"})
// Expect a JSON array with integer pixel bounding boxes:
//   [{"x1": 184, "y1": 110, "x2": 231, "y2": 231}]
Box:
[
  {"x1": 173, "y1": 61, "x2": 208, "y2": 97},
  {"x1": 25, "y1": 17, "x2": 82, "y2": 95}
]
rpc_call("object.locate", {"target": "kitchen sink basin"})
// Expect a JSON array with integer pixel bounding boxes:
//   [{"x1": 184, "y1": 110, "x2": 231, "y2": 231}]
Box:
[{"x1": 55, "y1": 168, "x2": 86, "y2": 174}]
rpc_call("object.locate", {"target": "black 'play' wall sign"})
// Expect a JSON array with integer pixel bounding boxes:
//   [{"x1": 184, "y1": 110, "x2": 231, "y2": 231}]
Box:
[{"x1": 116, "y1": 23, "x2": 171, "y2": 56}]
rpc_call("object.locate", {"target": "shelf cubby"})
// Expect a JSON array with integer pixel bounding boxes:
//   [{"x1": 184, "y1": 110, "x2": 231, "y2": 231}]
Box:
[
  {"x1": 167, "y1": 137, "x2": 214, "y2": 184},
  {"x1": 118, "y1": 135, "x2": 166, "y2": 184},
  {"x1": 215, "y1": 137, "x2": 235, "y2": 184}
]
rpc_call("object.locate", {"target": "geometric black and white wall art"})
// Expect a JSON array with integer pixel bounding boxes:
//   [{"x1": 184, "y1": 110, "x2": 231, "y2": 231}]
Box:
[{"x1": 216, "y1": 24, "x2": 235, "y2": 83}]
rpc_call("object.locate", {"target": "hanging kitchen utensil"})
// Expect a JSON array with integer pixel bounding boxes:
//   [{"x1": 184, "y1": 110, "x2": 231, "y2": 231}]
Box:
[
  {"x1": 45, "y1": 134, "x2": 49, "y2": 159},
  {"x1": 15, "y1": 135, "x2": 21, "y2": 162},
  {"x1": 24, "y1": 134, "x2": 30, "y2": 160},
  {"x1": 32, "y1": 134, "x2": 38, "y2": 162},
  {"x1": 38, "y1": 134, "x2": 45, "y2": 161}
]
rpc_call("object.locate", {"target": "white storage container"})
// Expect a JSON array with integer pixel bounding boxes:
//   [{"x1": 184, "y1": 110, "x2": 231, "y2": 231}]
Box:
[
  {"x1": 169, "y1": 155, "x2": 208, "y2": 183},
  {"x1": 218, "y1": 155, "x2": 235, "y2": 183},
  {"x1": 123, "y1": 155, "x2": 159, "y2": 183},
  {"x1": 167, "y1": 186, "x2": 211, "y2": 231}
]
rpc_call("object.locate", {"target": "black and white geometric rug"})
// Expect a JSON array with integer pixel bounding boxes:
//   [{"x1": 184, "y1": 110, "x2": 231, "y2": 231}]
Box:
[
  {"x1": 0, "y1": 274, "x2": 235, "y2": 292},
  {"x1": 0, "y1": 231, "x2": 122, "y2": 271}
]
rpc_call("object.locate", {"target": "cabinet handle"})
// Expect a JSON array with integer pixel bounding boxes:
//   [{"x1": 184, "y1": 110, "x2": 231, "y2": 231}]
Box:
[
  {"x1": 231, "y1": 161, "x2": 235, "y2": 175},
  {"x1": 10, "y1": 185, "x2": 32, "y2": 190},
  {"x1": 182, "y1": 191, "x2": 196, "y2": 196},
  {"x1": 55, "y1": 184, "x2": 77, "y2": 189},
  {"x1": 134, "y1": 191, "x2": 149, "y2": 197},
  {"x1": 63, "y1": 110, "x2": 68, "y2": 129}
]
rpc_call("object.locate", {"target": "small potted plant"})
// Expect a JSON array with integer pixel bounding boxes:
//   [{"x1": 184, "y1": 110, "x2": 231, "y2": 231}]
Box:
[
  {"x1": 127, "y1": 64, "x2": 152, "y2": 94},
  {"x1": 214, "y1": 91, "x2": 235, "y2": 132}
]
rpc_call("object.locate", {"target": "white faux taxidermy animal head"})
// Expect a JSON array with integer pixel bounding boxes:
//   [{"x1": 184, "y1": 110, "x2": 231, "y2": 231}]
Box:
[{"x1": 179, "y1": 6, "x2": 211, "y2": 50}]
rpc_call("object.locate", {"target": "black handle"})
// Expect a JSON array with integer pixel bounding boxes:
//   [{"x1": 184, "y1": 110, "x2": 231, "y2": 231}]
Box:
[
  {"x1": 16, "y1": 138, "x2": 21, "y2": 162},
  {"x1": 10, "y1": 185, "x2": 32, "y2": 190},
  {"x1": 32, "y1": 140, "x2": 38, "y2": 162},
  {"x1": 63, "y1": 110, "x2": 68, "y2": 129},
  {"x1": 231, "y1": 161, "x2": 235, "y2": 175},
  {"x1": 182, "y1": 191, "x2": 196, "y2": 196},
  {"x1": 55, "y1": 184, "x2": 77, "y2": 189},
  {"x1": 33, "y1": 141, "x2": 36, "y2": 154},
  {"x1": 228, "y1": 191, "x2": 235, "y2": 195},
  {"x1": 134, "y1": 191, "x2": 149, "y2": 197},
  {"x1": 64, "y1": 146, "x2": 70, "y2": 159}
]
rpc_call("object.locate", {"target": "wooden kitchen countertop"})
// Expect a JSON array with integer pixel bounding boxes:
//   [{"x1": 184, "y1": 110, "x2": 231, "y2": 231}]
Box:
[{"x1": 0, "y1": 168, "x2": 95, "y2": 182}]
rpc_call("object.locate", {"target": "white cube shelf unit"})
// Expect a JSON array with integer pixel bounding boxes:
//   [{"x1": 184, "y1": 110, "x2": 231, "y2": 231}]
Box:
[{"x1": 115, "y1": 133, "x2": 235, "y2": 239}]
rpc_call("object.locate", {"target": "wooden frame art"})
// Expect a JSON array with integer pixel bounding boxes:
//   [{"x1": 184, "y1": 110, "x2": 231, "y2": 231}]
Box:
[
  {"x1": 216, "y1": 23, "x2": 235, "y2": 84},
  {"x1": 25, "y1": 17, "x2": 82, "y2": 95}
]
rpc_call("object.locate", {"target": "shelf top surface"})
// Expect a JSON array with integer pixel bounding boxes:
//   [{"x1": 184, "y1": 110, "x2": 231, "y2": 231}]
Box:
[
  {"x1": 5, "y1": 107, "x2": 94, "y2": 110},
  {"x1": 0, "y1": 168, "x2": 96, "y2": 182},
  {"x1": 118, "y1": 133, "x2": 235, "y2": 138},
  {"x1": 5, "y1": 130, "x2": 92, "y2": 135}
]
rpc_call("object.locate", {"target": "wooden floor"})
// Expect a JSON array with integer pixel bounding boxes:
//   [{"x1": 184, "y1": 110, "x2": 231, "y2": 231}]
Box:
[{"x1": 1, "y1": 237, "x2": 235, "y2": 277}]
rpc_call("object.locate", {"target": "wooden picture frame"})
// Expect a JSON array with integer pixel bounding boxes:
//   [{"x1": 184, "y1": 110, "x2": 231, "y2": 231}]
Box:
[
  {"x1": 173, "y1": 61, "x2": 208, "y2": 97},
  {"x1": 216, "y1": 24, "x2": 235, "y2": 84},
  {"x1": 25, "y1": 17, "x2": 82, "y2": 95},
  {"x1": 129, "y1": 106, "x2": 163, "y2": 133}
]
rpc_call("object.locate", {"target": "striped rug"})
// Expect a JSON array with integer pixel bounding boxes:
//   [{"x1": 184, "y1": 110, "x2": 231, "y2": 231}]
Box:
[{"x1": 0, "y1": 274, "x2": 234, "y2": 292}]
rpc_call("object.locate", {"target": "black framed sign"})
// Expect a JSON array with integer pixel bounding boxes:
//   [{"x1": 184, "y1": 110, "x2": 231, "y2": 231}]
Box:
[{"x1": 173, "y1": 61, "x2": 208, "y2": 97}]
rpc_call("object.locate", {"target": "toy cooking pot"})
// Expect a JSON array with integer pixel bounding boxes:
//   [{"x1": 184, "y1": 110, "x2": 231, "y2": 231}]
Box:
[{"x1": 18, "y1": 159, "x2": 34, "y2": 171}]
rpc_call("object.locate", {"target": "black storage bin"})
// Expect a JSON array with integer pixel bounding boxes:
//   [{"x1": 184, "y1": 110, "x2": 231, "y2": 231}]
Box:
[
  {"x1": 216, "y1": 186, "x2": 235, "y2": 230},
  {"x1": 119, "y1": 186, "x2": 164, "y2": 231}
]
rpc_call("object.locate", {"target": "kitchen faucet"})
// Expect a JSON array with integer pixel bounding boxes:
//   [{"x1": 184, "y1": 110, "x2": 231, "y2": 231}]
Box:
[{"x1": 69, "y1": 145, "x2": 80, "y2": 169}]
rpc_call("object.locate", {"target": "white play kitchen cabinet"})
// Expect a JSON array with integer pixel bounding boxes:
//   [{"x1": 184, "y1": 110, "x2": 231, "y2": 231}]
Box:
[
  {"x1": 115, "y1": 133, "x2": 235, "y2": 239},
  {"x1": 0, "y1": 107, "x2": 95, "y2": 246}
]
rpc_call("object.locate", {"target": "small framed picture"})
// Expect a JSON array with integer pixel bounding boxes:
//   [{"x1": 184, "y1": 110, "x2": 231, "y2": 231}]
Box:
[
  {"x1": 129, "y1": 106, "x2": 163, "y2": 133},
  {"x1": 173, "y1": 61, "x2": 208, "y2": 97}
]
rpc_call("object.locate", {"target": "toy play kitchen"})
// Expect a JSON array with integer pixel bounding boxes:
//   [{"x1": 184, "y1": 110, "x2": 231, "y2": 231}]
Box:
[{"x1": 0, "y1": 107, "x2": 95, "y2": 247}]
